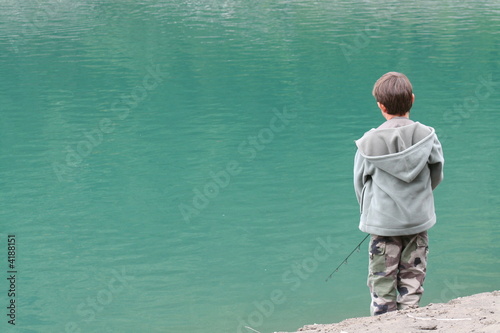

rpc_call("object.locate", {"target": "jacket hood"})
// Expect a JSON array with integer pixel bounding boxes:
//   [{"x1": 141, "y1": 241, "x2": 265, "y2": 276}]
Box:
[{"x1": 355, "y1": 122, "x2": 435, "y2": 183}]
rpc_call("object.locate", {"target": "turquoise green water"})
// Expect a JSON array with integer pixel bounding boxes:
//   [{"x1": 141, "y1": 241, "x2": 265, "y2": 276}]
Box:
[{"x1": 1, "y1": 1, "x2": 499, "y2": 332}]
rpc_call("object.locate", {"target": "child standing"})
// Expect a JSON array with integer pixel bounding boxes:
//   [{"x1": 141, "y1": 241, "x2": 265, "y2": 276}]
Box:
[{"x1": 353, "y1": 72, "x2": 444, "y2": 315}]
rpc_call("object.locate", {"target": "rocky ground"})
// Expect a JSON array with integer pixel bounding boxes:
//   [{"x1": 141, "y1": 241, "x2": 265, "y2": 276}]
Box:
[{"x1": 277, "y1": 291, "x2": 499, "y2": 333}]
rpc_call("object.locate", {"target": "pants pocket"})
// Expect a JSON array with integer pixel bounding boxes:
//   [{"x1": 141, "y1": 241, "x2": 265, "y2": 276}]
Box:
[
  {"x1": 416, "y1": 232, "x2": 428, "y2": 248},
  {"x1": 369, "y1": 237, "x2": 386, "y2": 275},
  {"x1": 415, "y1": 232, "x2": 429, "y2": 269}
]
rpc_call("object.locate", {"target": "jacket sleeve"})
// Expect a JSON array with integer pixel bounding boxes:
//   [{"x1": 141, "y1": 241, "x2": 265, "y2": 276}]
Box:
[
  {"x1": 428, "y1": 135, "x2": 444, "y2": 190},
  {"x1": 353, "y1": 150, "x2": 366, "y2": 203}
]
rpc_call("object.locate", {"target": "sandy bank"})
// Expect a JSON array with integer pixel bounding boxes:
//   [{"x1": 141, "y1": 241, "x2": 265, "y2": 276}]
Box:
[{"x1": 277, "y1": 291, "x2": 499, "y2": 333}]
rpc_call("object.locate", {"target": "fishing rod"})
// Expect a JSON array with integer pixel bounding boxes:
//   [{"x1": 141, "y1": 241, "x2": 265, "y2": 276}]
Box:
[{"x1": 325, "y1": 234, "x2": 370, "y2": 282}]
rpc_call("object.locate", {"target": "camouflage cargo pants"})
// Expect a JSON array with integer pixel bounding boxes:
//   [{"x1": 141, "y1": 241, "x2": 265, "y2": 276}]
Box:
[{"x1": 367, "y1": 231, "x2": 428, "y2": 316}]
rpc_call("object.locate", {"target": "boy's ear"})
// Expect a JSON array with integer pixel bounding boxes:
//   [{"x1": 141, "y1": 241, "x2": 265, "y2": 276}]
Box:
[{"x1": 377, "y1": 102, "x2": 388, "y2": 113}]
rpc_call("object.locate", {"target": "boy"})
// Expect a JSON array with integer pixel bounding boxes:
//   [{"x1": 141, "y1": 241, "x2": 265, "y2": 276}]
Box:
[{"x1": 353, "y1": 72, "x2": 444, "y2": 315}]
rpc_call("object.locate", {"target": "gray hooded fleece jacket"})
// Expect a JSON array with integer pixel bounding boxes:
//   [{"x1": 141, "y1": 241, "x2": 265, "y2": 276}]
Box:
[{"x1": 354, "y1": 118, "x2": 444, "y2": 236}]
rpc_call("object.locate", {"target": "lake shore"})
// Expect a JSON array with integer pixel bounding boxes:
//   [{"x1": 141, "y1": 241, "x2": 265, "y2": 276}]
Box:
[{"x1": 276, "y1": 291, "x2": 499, "y2": 333}]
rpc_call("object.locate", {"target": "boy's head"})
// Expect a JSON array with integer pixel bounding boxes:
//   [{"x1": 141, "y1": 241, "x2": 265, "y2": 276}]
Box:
[{"x1": 372, "y1": 72, "x2": 414, "y2": 116}]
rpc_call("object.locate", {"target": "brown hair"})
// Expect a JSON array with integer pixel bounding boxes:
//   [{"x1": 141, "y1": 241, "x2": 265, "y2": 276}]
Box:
[{"x1": 372, "y1": 72, "x2": 413, "y2": 116}]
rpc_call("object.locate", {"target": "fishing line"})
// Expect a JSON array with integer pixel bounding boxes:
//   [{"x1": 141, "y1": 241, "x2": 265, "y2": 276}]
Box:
[{"x1": 325, "y1": 234, "x2": 370, "y2": 282}]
